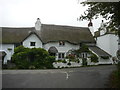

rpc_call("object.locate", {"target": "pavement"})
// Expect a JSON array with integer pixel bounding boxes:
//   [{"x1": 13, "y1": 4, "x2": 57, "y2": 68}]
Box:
[{"x1": 2, "y1": 65, "x2": 117, "y2": 88}]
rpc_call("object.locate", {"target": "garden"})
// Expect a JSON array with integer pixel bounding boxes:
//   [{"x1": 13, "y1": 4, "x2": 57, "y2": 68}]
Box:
[{"x1": 53, "y1": 44, "x2": 99, "y2": 68}]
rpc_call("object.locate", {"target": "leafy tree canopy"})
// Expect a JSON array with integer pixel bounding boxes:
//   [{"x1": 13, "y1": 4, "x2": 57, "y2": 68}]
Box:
[{"x1": 79, "y1": 1, "x2": 120, "y2": 33}]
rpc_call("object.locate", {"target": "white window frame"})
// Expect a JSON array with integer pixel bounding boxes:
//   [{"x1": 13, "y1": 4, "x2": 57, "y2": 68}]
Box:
[
  {"x1": 30, "y1": 42, "x2": 36, "y2": 46},
  {"x1": 59, "y1": 41, "x2": 65, "y2": 46},
  {"x1": 58, "y1": 53, "x2": 65, "y2": 59}
]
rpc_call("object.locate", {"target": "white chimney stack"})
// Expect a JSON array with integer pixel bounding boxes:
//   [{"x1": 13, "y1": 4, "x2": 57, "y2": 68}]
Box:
[{"x1": 35, "y1": 18, "x2": 41, "y2": 31}]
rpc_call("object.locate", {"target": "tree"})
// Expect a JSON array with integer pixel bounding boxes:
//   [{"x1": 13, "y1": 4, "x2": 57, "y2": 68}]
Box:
[{"x1": 79, "y1": 1, "x2": 120, "y2": 36}]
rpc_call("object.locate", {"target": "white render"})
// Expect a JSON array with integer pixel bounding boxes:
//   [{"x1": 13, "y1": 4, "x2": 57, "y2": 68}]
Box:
[
  {"x1": 98, "y1": 57, "x2": 113, "y2": 64},
  {"x1": 44, "y1": 41, "x2": 80, "y2": 60},
  {"x1": 44, "y1": 42, "x2": 79, "y2": 52},
  {"x1": 23, "y1": 34, "x2": 43, "y2": 48},
  {"x1": 1, "y1": 44, "x2": 14, "y2": 64},
  {"x1": 53, "y1": 59, "x2": 82, "y2": 68},
  {"x1": 97, "y1": 34, "x2": 118, "y2": 57},
  {"x1": 35, "y1": 18, "x2": 41, "y2": 31}
]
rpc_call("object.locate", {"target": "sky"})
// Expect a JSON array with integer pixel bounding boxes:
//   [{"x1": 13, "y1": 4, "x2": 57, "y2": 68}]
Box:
[{"x1": 0, "y1": 0, "x2": 104, "y2": 31}]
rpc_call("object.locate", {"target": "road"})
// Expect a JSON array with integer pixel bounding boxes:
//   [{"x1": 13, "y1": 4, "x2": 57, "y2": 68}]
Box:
[{"x1": 2, "y1": 65, "x2": 116, "y2": 88}]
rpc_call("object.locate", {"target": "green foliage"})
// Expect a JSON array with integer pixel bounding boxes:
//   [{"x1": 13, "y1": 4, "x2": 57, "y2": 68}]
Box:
[
  {"x1": 56, "y1": 59, "x2": 67, "y2": 63},
  {"x1": 67, "y1": 54, "x2": 75, "y2": 60},
  {"x1": 109, "y1": 70, "x2": 120, "y2": 88},
  {"x1": 101, "y1": 56, "x2": 109, "y2": 59},
  {"x1": 117, "y1": 61, "x2": 120, "y2": 71},
  {"x1": 79, "y1": 2, "x2": 120, "y2": 35},
  {"x1": 90, "y1": 54, "x2": 98, "y2": 63},
  {"x1": 117, "y1": 50, "x2": 120, "y2": 60},
  {"x1": 57, "y1": 60, "x2": 63, "y2": 62},
  {"x1": 76, "y1": 44, "x2": 90, "y2": 54},
  {"x1": 82, "y1": 58, "x2": 87, "y2": 66},
  {"x1": 62, "y1": 59, "x2": 67, "y2": 63},
  {"x1": 12, "y1": 46, "x2": 55, "y2": 69}
]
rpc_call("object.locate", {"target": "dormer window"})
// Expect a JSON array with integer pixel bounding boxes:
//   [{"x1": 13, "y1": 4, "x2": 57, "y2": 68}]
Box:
[
  {"x1": 30, "y1": 42, "x2": 36, "y2": 46},
  {"x1": 59, "y1": 41, "x2": 65, "y2": 46}
]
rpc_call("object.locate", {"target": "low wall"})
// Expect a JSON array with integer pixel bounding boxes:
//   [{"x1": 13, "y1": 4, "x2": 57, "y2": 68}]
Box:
[{"x1": 53, "y1": 59, "x2": 82, "y2": 68}]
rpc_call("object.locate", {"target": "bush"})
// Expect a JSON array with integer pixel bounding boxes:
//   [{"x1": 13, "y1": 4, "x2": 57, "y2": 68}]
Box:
[
  {"x1": 109, "y1": 70, "x2": 120, "y2": 88},
  {"x1": 67, "y1": 54, "x2": 75, "y2": 60},
  {"x1": 82, "y1": 58, "x2": 87, "y2": 66},
  {"x1": 90, "y1": 54, "x2": 98, "y2": 63},
  {"x1": 117, "y1": 61, "x2": 120, "y2": 71},
  {"x1": 62, "y1": 59, "x2": 67, "y2": 63},
  {"x1": 12, "y1": 46, "x2": 55, "y2": 69}
]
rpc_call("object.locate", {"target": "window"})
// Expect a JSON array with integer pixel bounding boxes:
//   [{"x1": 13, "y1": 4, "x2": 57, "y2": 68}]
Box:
[
  {"x1": 58, "y1": 53, "x2": 65, "y2": 59},
  {"x1": 59, "y1": 41, "x2": 65, "y2": 46},
  {"x1": 30, "y1": 42, "x2": 36, "y2": 46}
]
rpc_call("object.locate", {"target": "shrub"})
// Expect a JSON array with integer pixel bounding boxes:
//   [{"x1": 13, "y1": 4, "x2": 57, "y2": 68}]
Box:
[
  {"x1": 12, "y1": 46, "x2": 55, "y2": 69},
  {"x1": 77, "y1": 60, "x2": 80, "y2": 63},
  {"x1": 90, "y1": 54, "x2": 98, "y2": 63},
  {"x1": 82, "y1": 58, "x2": 87, "y2": 66},
  {"x1": 67, "y1": 54, "x2": 75, "y2": 60},
  {"x1": 62, "y1": 59, "x2": 67, "y2": 63},
  {"x1": 57, "y1": 60, "x2": 63, "y2": 63},
  {"x1": 117, "y1": 61, "x2": 120, "y2": 71},
  {"x1": 29, "y1": 65, "x2": 35, "y2": 69}
]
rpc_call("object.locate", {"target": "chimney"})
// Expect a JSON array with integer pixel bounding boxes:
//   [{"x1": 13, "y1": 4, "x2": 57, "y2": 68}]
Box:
[
  {"x1": 88, "y1": 19, "x2": 94, "y2": 36},
  {"x1": 35, "y1": 18, "x2": 41, "y2": 31}
]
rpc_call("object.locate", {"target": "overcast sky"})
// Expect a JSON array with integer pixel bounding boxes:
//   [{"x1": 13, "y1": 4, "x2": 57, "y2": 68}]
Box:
[{"x1": 0, "y1": 0, "x2": 105, "y2": 31}]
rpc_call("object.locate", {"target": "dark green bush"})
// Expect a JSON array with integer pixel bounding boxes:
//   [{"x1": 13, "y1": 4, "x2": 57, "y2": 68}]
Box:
[
  {"x1": 117, "y1": 61, "x2": 120, "y2": 71},
  {"x1": 82, "y1": 58, "x2": 87, "y2": 66},
  {"x1": 62, "y1": 59, "x2": 67, "y2": 63},
  {"x1": 12, "y1": 46, "x2": 55, "y2": 69},
  {"x1": 90, "y1": 54, "x2": 98, "y2": 63}
]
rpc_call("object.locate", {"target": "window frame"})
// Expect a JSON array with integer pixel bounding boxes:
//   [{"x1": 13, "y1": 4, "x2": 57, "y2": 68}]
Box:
[
  {"x1": 59, "y1": 41, "x2": 65, "y2": 46},
  {"x1": 58, "y1": 53, "x2": 65, "y2": 59},
  {"x1": 30, "y1": 42, "x2": 36, "y2": 46}
]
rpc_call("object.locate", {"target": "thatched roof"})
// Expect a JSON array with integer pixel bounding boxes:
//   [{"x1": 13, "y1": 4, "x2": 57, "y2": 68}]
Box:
[
  {"x1": 89, "y1": 46, "x2": 111, "y2": 57},
  {"x1": 40, "y1": 24, "x2": 95, "y2": 44},
  {"x1": 1, "y1": 27, "x2": 35, "y2": 44},
  {"x1": 1, "y1": 24, "x2": 95, "y2": 44}
]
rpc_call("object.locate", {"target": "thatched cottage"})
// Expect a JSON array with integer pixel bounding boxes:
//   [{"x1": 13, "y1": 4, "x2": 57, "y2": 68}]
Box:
[{"x1": 0, "y1": 18, "x2": 113, "y2": 64}]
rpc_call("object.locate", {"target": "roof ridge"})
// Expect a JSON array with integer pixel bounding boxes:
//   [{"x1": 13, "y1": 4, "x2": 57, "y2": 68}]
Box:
[
  {"x1": 1, "y1": 27, "x2": 34, "y2": 29},
  {"x1": 42, "y1": 24, "x2": 88, "y2": 29}
]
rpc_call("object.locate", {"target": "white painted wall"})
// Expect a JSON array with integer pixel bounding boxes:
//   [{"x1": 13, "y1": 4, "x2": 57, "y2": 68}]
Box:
[
  {"x1": 97, "y1": 34, "x2": 118, "y2": 57},
  {"x1": 0, "y1": 44, "x2": 14, "y2": 64},
  {"x1": 23, "y1": 34, "x2": 43, "y2": 48},
  {"x1": 35, "y1": 18, "x2": 41, "y2": 31},
  {"x1": 44, "y1": 42, "x2": 79, "y2": 52},
  {"x1": 44, "y1": 42, "x2": 80, "y2": 60}
]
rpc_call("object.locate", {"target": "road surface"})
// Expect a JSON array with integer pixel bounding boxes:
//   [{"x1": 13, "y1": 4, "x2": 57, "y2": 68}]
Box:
[{"x1": 2, "y1": 65, "x2": 116, "y2": 88}]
